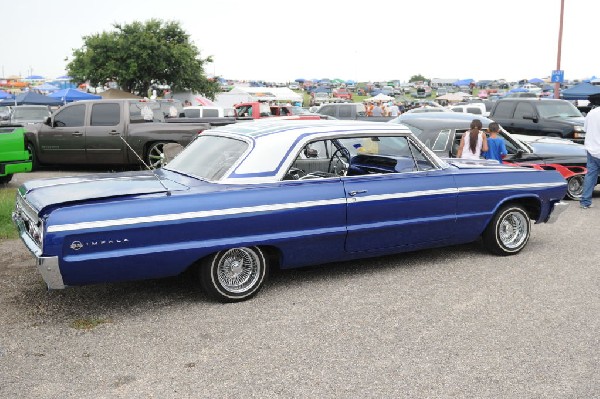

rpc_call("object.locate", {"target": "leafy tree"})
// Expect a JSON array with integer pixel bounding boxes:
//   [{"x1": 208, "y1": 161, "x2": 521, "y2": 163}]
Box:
[
  {"x1": 409, "y1": 75, "x2": 428, "y2": 83},
  {"x1": 67, "y1": 19, "x2": 220, "y2": 99}
]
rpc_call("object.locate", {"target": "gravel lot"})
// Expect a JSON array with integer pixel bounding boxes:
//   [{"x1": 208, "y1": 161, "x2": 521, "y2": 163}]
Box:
[{"x1": 1, "y1": 170, "x2": 599, "y2": 398}]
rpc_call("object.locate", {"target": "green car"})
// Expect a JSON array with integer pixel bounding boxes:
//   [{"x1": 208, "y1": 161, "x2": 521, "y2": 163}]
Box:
[{"x1": 0, "y1": 126, "x2": 32, "y2": 184}]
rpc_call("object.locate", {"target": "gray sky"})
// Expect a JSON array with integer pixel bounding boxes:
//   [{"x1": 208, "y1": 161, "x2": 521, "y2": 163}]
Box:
[{"x1": 3, "y1": 0, "x2": 598, "y2": 83}]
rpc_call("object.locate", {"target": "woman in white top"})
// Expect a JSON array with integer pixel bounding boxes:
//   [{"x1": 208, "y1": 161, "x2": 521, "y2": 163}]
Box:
[{"x1": 458, "y1": 119, "x2": 488, "y2": 159}]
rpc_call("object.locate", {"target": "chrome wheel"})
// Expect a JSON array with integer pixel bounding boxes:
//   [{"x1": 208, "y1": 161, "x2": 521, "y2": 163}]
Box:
[
  {"x1": 483, "y1": 204, "x2": 531, "y2": 255},
  {"x1": 566, "y1": 175, "x2": 584, "y2": 200},
  {"x1": 199, "y1": 246, "x2": 268, "y2": 302},
  {"x1": 146, "y1": 142, "x2": 167, "y2": 168},
  {"x1": 498, "y1": 210, "x2": 529, "y2": 250},
  {"x1": 216, "y1": 248, "x2": 262, "y2": 294}
]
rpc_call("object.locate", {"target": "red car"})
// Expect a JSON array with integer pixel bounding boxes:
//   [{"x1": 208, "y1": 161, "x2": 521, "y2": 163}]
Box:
[{"x1": 332, "y1": 88, "x2": 352, "y2": 100}]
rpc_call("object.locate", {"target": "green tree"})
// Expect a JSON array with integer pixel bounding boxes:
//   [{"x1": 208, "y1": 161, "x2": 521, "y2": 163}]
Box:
[
  {"x1": 409, "y1": 75, "x2": 428, "y2": 83},
  {"x1": 67, "y1": 19, "x2": 220, "y2": 99}
]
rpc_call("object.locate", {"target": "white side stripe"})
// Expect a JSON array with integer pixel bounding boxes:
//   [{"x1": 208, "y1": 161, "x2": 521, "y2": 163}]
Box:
[{"x1": 46, "y1": 182, "x2": 565, "y2": 233}]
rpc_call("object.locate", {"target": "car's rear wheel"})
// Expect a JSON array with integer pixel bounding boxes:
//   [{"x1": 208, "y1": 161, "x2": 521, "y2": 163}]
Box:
[
  {"x1": 482, "y1": 204, "x2": 531, "y2": 256},
  {"x1": 199, "y1": 246, "x2": 268, "y2": 302},
  {"x1": 565, "y1": 174, "x2": 584, "y2": 200},
  {"x1": 146, "y1": 142, "x2": 168, "y2": 168}
]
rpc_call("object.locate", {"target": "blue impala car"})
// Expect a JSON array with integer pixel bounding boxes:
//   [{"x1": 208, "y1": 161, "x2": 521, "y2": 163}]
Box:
[{"x1": 13, "y1": 120, "x2": 568, "y2": 302}]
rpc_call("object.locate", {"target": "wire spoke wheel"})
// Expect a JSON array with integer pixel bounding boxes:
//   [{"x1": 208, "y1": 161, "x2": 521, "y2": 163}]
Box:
[
  {"x1": 498, "y1": 211, "x2": 528, "y2": 250},
  {"x1": 216, "y1": 248, "x2": 261, "y2": 294},
  {"x1": 199, "y1": 246, "x2": 268, "y2": 302},
  {"x1": 483, "y1": 204, "x2": 531, "y2": 255}
]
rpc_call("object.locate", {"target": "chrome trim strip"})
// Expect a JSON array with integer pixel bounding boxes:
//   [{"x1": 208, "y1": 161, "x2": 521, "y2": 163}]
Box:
[
  {"x1": 353, "y1": 188, "x2": 458, "y2": 203},
  {"x1": 47, "y1": 198, "x2": 348, "y2": 233},
  {"x1": 459, "y1": 182, "x2": 566, "y2": 193},
  {"x1": 46, "y1": 182, "x2": 566, "y2": 233}
]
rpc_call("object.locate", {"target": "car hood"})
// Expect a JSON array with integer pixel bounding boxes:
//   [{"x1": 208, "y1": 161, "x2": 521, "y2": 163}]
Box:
[
  {"x1": 19, "y1": 170, "x2": 190, "y2": 213},
  {"x1": 514, "y1": 135, "x2": 587, "y2": 158}
]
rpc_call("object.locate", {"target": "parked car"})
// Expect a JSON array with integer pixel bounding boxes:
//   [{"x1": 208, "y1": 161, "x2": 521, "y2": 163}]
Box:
[
  {"x1": 488, "y1": 98, "x2": 586, "y2": 143},
  {"x1": 0, "y1": 126, "x2": 32, "y2": 184},
  {"x1": 13, "y1": 120, "x2": 568, "y2": 302},
  {"x1": 317, "y1": 102, "x2": 394, "y2": 122},
  {"x1": 332, "y1": 88, "x2": 352, "y2": 100},
  {"x1": 390, "y1": 112, "x2": 589, "y2": 199}
]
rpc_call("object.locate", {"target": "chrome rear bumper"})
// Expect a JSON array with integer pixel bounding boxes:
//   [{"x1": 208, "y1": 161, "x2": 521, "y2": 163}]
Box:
[{"x1": 546, "y1": 201, "x2": 569, "y2": 224}]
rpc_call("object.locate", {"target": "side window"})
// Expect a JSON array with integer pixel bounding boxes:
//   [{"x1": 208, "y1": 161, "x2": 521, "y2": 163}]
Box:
[
  {"x1": 54, "y1": 104, "x2": 85, "y2": 127},
  {"x1": 91, "y1": 103, "x2": 120, "y2": 126},
  {"x1": 203, "y1": 109, "x2": 219, "y2": 117},
  {"x1": 184, "y1": 109, "x2": 200, "y2": 118},
  {"x1": 493, "y1": 102, "x2": 515, "y2": 118},
  {"x1": 513, "y1": 102, "x2": 535, "y2": 120},
  {"x1": 451, "y1": 107, "x2": 462, "y2": 113},
  {"x1": 432, "y1": 129, "x2": 451, "y2": 151},
  {"x1": 467, "y1": 107, "x2": 482, "y2": 114},
  {"x1": 319, "y1": 105, "x2": 335, "y2": 117},
  {"x1": 338, "y1": 105, "x2": 352, "y2": 118}
]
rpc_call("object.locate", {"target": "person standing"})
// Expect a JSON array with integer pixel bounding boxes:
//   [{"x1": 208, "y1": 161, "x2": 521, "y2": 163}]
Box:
[
  {"x1": 457, "y1": 119, "x2": 488, "y2": 160},
  {"x1": 483, "y1": 122, "x2": 507, "y2": 163},
  {"x1": 580, "y1": 97, "x2": 600, "y2": 209}
]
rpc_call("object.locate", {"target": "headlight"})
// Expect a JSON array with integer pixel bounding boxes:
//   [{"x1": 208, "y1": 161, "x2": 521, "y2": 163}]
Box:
[{"x1": 574, "y1": 126, "x2": 585, "y2": 132}]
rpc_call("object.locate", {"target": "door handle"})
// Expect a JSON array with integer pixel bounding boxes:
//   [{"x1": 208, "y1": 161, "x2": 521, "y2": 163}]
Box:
[
  {"x1": 72, "y1": 131, "x2": 83, "y2": 136},
  {"x1": 349, "y1": 190, "x2": 367, "y2": 196},
  {"x1": 109, "y1": 130, "x2": 120, "y2": 135}
]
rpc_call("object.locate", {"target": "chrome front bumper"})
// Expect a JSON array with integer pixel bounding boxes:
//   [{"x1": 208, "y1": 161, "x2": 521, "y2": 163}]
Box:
[
  {"x1": 546, "y1": 201, "x2": 569, "y2": 224},
  {"x1": 12, "y1": 211, "x2": 65, "y2": 289}
]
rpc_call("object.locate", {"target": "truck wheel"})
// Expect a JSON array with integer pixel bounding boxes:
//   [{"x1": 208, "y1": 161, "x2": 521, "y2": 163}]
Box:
[
  {"x1": 146, "y1": 142, "x2": 168, "y2": 169},
  {"x1": 27, "y1": 143, "x2": 38, "y2": 171},
  {"x1": 482, "y1": 204, "x2": 531, "y2": 256},
  {"x1": 0, "y1": 174, "x2": 13, "y2": 184},
  {"x1": 198, "y1": 246, "x2": 268, "y2": 303}
]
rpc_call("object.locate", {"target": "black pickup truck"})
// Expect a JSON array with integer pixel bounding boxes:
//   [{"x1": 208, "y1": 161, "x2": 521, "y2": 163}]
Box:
[
  {"x1": 488, "y1": 98, "x2": 586, "y2": 143},
  {"x1": 25, "y1": 99, "x2": 212, "y2": 168}
]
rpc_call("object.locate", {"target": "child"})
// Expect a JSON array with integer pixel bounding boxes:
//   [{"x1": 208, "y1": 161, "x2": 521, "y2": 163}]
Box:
[{"x1": 484, "y1": 122, "x2": 507, "y2": 163}]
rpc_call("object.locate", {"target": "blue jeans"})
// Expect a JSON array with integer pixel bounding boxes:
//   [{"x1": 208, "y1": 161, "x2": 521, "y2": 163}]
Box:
[{"x1": 580, "y1": 151, "x2": 600, "y2": 207}]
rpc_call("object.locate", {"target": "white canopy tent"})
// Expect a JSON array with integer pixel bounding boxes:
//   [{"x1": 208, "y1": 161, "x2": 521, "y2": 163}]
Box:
[
  {"x1": 366, "y1": 93, "x2": 394, "y2": 102},
  {"x1": 215, "y1": 86, "x2": 303, "y2": 107}
]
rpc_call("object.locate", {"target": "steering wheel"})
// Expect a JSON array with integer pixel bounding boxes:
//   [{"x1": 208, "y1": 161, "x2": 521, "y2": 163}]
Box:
[
  {"x1": 284, "y1": 167, "x2": 306, "y2": 180},
  {"x1": 328, "y1": 148, "x2": 349, "y2": 176}
]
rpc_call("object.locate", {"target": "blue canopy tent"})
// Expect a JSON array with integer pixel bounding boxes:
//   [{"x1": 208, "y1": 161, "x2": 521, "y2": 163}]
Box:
[
  {"x1": 561, "y1": 82, "x2": 600, "y2": 100},
  {"x1": 0, "y1": 90, "x2": 14, "y2": 100},
  {"x1": 528, "y1": 78, "x2": 544, "y2": 84},
  {"x1": 0, "y1": 91, "x2": 63, "y2": 106},
  {"x1": 509, "y1": 87, "x2": 528, "y2": 93},
  {"x1": 48, "y1": 88, "x2": 102, "y2": 103},
  {"x1": 454, "y1": 79, "x2": 474, "y2": 87},
  {"x1": 35, "y1": 83, "x2": 60, "y2": 92}
]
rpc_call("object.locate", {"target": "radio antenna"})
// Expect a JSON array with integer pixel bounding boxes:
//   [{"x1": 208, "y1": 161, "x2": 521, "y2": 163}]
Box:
[{"x1": 119, "y1": 136, "x2": 171, "y2": 196}]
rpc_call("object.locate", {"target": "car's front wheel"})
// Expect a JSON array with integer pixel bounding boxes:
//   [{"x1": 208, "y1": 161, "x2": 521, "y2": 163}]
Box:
[
  {"x1": 565, "y1": 174, "x2": 584, "y2": 200},
  {"x1": 199, "y1": 246, "x2": 268, "y2": 302},
  {"x1": 482, "y1": 204, "x2": 531, "y2": 256}
]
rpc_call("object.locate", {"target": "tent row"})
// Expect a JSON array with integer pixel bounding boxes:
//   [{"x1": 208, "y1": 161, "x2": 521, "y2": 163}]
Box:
[{"x1": 0, "y1": 89, "x2": 142, "y2": 105}]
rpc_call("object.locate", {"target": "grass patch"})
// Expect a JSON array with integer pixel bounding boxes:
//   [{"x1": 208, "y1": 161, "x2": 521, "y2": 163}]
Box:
[
  {"x1": 0, "y1": 187, "x2": 17, "y2": 240},
  {"x1": 70, "y1": 318, "x2": 111, "y2": 330}
]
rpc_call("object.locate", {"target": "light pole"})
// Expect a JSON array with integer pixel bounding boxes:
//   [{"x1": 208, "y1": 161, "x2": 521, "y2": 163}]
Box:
[{"x1": 554, "y1": 0, "x2": 565, "y2": 99}]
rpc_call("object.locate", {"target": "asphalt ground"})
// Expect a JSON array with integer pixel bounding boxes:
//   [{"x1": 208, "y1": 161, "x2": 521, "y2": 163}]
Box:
[{"x1": 1, "y1": 170, "x2": 599, "y2": 398}]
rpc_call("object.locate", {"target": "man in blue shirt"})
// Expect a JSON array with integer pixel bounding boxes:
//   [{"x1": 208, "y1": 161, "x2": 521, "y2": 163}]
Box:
[{"x1": 483, "y1": 122, "x2": 507, "y2": 163}]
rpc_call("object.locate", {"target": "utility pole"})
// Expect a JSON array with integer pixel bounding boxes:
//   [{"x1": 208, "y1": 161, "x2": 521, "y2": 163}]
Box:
[{"x1": 554, "y1": 0, "x2": 565, "y2": 99}]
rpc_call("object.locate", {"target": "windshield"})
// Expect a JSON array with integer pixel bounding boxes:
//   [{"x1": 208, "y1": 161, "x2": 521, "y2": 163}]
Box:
[
  {"x1": 165, "y1": 135, "x2": 249, "y2": 181},
  {"x1": 537, "y1": 102, "x2": 582, "y2": 118}
]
